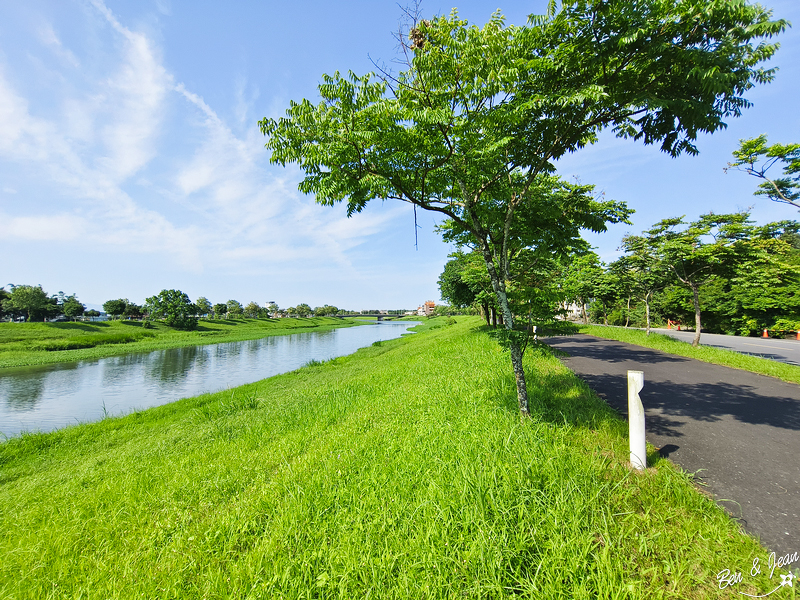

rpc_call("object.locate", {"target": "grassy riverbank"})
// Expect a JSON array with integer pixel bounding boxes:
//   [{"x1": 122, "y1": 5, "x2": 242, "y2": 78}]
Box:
[
  {"x1": 580, "y1": 324, "x2": 800, "y2": 385},
  {"x1": 0, "y1": 318, "x2": 772, "y2": 598},
  {"x1": 0, "y1": 317, "x2": 363, "y2": 369}
]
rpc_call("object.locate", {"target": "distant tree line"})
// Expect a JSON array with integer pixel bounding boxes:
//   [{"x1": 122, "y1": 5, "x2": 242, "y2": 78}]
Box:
[
  {"x1": 0, "y1": 285, "x2": 93, "y2": 323},
  {"x1": 438, "y1": 211, "x2": 800, "y2": 345},
  {"x1": 2, "y1": 285, "x2": 410, "y2": 331},
  {"x1": 568, "y1": 213, "x2": 800, "y2": 345}
]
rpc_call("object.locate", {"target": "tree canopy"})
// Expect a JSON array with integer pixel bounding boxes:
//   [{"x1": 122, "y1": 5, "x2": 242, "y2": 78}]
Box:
[
  {"x1": 145, "y1": 290, "x2": 198, "y2": 330},
  {"x1": 261, "y1": 1, "x2": 786, "y2": 417},
  {"x1": 4, "y1": 285, "x2": 52, "y2": 322}
]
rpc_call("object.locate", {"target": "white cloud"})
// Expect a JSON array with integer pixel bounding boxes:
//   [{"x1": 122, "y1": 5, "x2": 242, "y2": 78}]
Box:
[
  {"x1": 0, "y1": 1, "x2": 409, "y2": 288},
  {"x1": 0, "y1": 214, "x2": 85, "y2": 241},
  {"x1": 37, "y1": 23, "x2": 80, "y2": 68},
  {"x1": 90, "y1": 0, "x2": 171, "y2": 180}
]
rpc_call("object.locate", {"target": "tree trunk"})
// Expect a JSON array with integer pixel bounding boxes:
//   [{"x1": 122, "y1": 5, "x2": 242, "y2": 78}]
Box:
[
  {"x1": 478, "y1": 244, "x2": 529, "y2": 418},
  {"x1": 645, "y1": 295, "x2": 651, "y2": 336},
  {"x1": 482, "y1": 303, "x2": 490, "y2": 327},
  {"x1": 491, "y1": 307, "x2": 497, "y2": 328},
  {"x1": 691, "y1": 284, "x2": 702, "y2": 347},
  {"x1": 581, "y1": 301, "x2": 588, "y2": 325},
  {"x1": 625, "y1": 296, "x2": 631, "y2": 328}
]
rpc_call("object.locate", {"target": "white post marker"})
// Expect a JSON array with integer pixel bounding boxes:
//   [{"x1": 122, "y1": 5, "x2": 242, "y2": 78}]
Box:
[{"x1": 627, "y1": 370, "x2": 646, "y2": 470}]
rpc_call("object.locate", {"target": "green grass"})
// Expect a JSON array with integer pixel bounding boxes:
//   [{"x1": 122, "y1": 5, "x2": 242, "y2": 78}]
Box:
[
  {"x1": 0, "y1": 317, "x2": 776, "y2": 598},
  {"x1": 0, "y1": 317, "x2": 364, "y2": 369},
  {"x1": 580, "y1": 325, "x2": 800, "y2": 385}
]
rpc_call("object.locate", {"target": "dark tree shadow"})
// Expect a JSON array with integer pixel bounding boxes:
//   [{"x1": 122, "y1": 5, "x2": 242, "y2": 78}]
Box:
[
  {"x1": 44, "y1": 322, "x2": 109, "y2": 331},
  {"x1": 543, "y1": 335, "x2": 800, "y2": 436}
]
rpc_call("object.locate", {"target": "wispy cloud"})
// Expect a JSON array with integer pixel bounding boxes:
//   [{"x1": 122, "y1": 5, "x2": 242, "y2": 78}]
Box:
[
  {"x1": 37, "y1": 23, "x2": 80, "y2": 68},
  {"x1": 0, "y1": 0, "x2": 401, "y2": 280}
]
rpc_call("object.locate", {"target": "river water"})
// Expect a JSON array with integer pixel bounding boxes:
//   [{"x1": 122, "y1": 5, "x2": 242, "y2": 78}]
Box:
[{"x1": 0, "y1": 322, "x2": 418, "y2": 438}]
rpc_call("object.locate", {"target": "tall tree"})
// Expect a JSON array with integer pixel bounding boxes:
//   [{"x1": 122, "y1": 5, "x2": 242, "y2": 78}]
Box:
[
  {"x1": 145, "y1": 290, "x2": 198, "y2": 330},
  {"x1": 196, "y1": 297, "x2": 213, "y2": 318},
  {"x1": 618, "y1": 234, "x2": 671, "y2": 335},
  {"x1": 261, "y1": 3, "x2": 785, "y2": 417},
  {"x1": 6, "y1": 285, "x2": 51, "y2": 322},
  {"x1": 727, "y1": 135, "x2": 800, "y2": 210},
  {"x1": 649, "y1": 213, "x2": 751, "y2": 346}
]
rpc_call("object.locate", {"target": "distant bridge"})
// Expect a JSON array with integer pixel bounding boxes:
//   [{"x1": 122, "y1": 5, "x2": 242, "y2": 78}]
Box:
[{"x1": 335, "y1": 313, "x2": 408, "y2": 322}]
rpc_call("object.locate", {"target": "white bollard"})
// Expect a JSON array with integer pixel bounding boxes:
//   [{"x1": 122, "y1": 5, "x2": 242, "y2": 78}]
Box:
[{"x1": 627, "y1": 370, "x2": 646, "y2": 470}]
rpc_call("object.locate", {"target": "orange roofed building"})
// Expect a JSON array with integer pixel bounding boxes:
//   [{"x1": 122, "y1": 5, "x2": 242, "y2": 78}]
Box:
[{"x1": 417, "y1": 301, "x2": 435, "y2": 316}]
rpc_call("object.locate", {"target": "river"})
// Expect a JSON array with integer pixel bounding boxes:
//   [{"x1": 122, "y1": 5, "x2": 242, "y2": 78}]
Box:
[{"x1": 0, "y1": 321, "x2": 418, "y2": 438}]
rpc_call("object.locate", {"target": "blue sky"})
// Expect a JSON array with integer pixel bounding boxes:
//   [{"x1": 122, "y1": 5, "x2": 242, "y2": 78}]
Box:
[{"x1": 1, "y1": 1, "x2": 798, "y2": 311}]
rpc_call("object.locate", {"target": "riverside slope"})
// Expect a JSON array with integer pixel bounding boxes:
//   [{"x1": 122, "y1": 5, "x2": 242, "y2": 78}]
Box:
[{"x1": 0, "y1": 318, "x2": 778, "y2": 598}]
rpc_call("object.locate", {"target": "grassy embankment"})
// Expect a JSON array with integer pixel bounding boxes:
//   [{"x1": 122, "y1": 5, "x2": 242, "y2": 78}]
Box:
[
  {"x1": 580, "y1": 324, "x2": 800, "y2": 385},
  {"x1": 0, "y1": 317, "x2": 775, "y2": 598},
  {"x1": 0, "y1": 317, "x2": 363, "y2": 369}
]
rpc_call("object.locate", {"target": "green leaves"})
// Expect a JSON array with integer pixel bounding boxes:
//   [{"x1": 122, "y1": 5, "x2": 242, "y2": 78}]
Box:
[
  {"x1": 728, "y1": 135, "x2": 800, "y2": 210},
  {"x1": 145, "y1": 290, "x2": 198, "y2": 331}
]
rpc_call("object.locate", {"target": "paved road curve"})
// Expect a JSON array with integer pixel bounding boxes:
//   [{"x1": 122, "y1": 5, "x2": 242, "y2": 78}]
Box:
[{"x1": 544, "y1": 333, "x2": 800, "y2": 554}]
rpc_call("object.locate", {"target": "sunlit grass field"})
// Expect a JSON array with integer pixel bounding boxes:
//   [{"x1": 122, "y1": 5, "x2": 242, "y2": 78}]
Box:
[
  {"x1": 580, "y1": 324, "x2": 800, "y2": 385},
  {"x1": 0, "y1": 318, "x2": 773, "y2": 598},
  {"x1": 0, "y1": 317, "x2": 362, "y2": 369}
]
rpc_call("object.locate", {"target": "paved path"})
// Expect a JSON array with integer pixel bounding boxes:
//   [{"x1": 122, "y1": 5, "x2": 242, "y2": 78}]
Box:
[
  {"x1": 651, "y1": 328, "x2": 800, "y2": 366},
  {"x1": 544, "y1": 334, "x2": 800, "y2": 554}
]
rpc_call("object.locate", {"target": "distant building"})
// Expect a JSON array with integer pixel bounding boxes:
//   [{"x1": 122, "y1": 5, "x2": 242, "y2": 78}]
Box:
[{"x1": 417, "y1": 300, "x2": 435, "y2": 316}]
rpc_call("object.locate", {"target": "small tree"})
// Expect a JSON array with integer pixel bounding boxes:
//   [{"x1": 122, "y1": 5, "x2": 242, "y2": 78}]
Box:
[
  {"x1": 62, "y1": 296, "x2": 86, "y2": 321},
  {"x1": 295, "y1": 303, "x2": 312, "y2": 318},
  {"x1": 244, "y1": 302, "x2": 263, "y2": 319},
  {"x1": 562, "y1": 253, "x2": 605, "y2": 325},
  {"x1": 267, "y1": 302, "x2": 280, "y2": 317},
  {"x1": 438, "y1": 252, "x2": 478, "y2": 311},
  {"x1": 213, "y1": 303, "x2": 228, "y2": 319},
  {"x1": 226, "y1": 300, "x2": 244, "y2": 318},
  {"x1": 103, "y1": 299, "x2": 127, "y2": 320},
  {"x1": 196, "y1": 297, "x2": 213, "y2": 318},
  {"x1": 145, "y1": 290, "x2": 198, "y2": 330},
  {"x1": 123, "y1": 302, "x2": 144, "y2": 320}
]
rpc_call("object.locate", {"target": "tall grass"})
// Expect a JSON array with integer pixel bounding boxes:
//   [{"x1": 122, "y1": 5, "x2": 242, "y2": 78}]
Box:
[
  {"x1": 0, "y1": 318, "x2": 775, "y2": 598},
  {"x1": 581, "y1": 324, "x2": 800, "y2": 384}
]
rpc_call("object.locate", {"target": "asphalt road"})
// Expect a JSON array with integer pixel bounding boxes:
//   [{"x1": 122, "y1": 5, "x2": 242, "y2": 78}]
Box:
[
  {"x1": 544, "y1": 333, "x2": 800, "y2": 554},
  {"x1": 651, "y1": 327, "x2": 800, "y2": 366}
]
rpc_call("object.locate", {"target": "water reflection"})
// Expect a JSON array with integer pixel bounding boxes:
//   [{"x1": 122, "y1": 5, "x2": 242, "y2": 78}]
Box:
[
  {"x1": 0, "y1": 322, "x2": 417, "y2": 437},
  {"x1": 146, "y1": 346, "x2": 206, "y2": 386}
]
